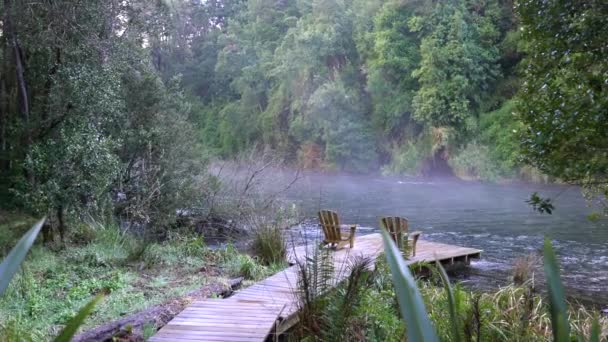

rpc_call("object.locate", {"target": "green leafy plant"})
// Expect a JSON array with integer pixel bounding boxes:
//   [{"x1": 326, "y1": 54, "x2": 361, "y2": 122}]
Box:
[
  {"x1": 381, "y1": 229, "x2": 439, "y2": 341},
  {"x1": 54, "y1": 293, "x2": 105, "y2": 342},
  {"x1": 0, "y1": 219, "x2": 45, "y2": 295},
  {"x1": 0, "y1": 218, "x2": 105, "y2": 341},
  {"x1": 382, "y1": 229, "x2": 602, "y2": 341},
  {"x1": 527, "y1": 192, "x2": 555, "y2": 214},
  {"x1": 434, "y1": 262, "x2": 461, "y2": 342},
  {"x1": 251, "y1": 221, "x2": 287, "y2": 266}
]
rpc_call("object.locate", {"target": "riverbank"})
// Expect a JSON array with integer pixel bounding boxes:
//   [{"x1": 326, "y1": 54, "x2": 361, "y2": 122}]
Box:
[
  {"x1": 0, "y1": 217, "x2": 281, "y2": 340},
  {"x1": 291, "y1": 252, "x2": 608, "y2": 341},
  {"x1": 2, "y1": 211, "x2": 607, "y2": 341}
]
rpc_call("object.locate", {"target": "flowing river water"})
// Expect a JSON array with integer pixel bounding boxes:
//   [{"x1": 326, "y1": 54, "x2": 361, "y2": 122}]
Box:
[{"x1": 278, "y1": 172, "x2": 608, "y2": 306}]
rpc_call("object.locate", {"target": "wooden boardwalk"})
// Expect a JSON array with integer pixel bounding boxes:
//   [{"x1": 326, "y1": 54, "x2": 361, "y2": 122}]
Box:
[{"x1": 150, "y1": 233, "x2": 481, "y2": 341}]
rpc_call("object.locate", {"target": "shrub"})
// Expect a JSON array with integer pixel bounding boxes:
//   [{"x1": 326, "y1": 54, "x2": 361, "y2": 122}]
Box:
[
  {"x1": 384, "y1": 142, "x2": 425, "y2": 176},
  {"x1": 449, "y1": 143, "x2": 509, "y2": 181},
  {"x1": 0, "y1": 317, "x2": 43, "y2": 342},
  {"x1": 251, "y1": 223, "x2": 286, "y2": 266},
  {"x1": 237, "y1": 255, "x2": 265, "y2": 280},
  {"x1": 294, "y1": 234, "x2": 608, "y2": 342}
]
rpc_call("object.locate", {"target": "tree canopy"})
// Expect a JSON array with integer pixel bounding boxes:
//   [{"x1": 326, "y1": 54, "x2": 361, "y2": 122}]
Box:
[{"x1": 1, "y1": 0, "x2": 606, "y2": 225}]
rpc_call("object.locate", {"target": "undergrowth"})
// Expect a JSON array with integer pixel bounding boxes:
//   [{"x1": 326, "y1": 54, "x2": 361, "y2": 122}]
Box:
[
  {"x1": 0, "y1": 219, "x2": 278, "y2": 341},
  {"x1": 293, "y1": 252, "x2": 608, "y2": 341}
]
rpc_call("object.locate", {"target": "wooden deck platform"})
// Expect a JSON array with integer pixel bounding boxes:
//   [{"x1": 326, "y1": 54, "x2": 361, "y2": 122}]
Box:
[{"x1": 150, "y1": 233, "x2": 481, "y2": 342}]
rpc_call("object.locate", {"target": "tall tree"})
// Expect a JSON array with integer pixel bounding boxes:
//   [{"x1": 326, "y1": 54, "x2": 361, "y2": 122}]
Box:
[{"x1": 517, "y1": 0, "x2": 608, "y2": 209}]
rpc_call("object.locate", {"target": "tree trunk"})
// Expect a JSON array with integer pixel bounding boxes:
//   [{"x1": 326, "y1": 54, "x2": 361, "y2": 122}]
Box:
[
  {"x1": 3, "y1": 0, "x2": 29, "y2": 130},
  {"x1": 0, "y1": 76, "x2": 6, "y2": 172},
  {"x1": 57, "y1": 204, "x2": 66, "y2": 242},
  {"x1": 3, "y1": 0, "x2": 33, "y2": 185}
]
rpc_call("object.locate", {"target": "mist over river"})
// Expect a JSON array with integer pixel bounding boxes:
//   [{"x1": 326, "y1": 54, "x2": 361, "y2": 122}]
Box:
[{"x1": 278, "y1": 172, "x2": 608, "y2": 304}]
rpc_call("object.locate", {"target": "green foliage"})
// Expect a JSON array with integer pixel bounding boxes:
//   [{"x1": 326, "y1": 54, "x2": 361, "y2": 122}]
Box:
[
  {"x1": 435, "y1": 263, "x2": 461, "y2": 342},
  {"x1": 0, "y1": 0, "x2": 523, "y2": 181},
  {"x1": 412, "y1": 1, "x2": 501, "y2": 131},
  {"x1": 366, "y1": 3, "x2": 420, "y2": 137},
  {"x1": 0, "y1": 219, "x2": 105, "y2": 341},
  {"x1": 0, "y1": 219, "x2": 44, "y2": 295},
  {"x1": 527, "y1": 192, "x2": 555, "y2": 215},
  {"x1": 449, "y1": 143, "x2": 506, "y2": 181},
  {"x1": 304, "y1": 81, "x2": 378, "y2": 172},
  {"x1": 252, "y1": 222, "x2": 287, "y2": 266},
  {"x1": 162, "y1": 0, "x2": 520, "y2": 176},
  {"x1": 384, "y1": 138, "x2": 431, "y2": 176},
  {"x1": 381, "y1": 229, "x2": 439, "y2": 342},
  {"x1": 517, "y1": 0, "x2": 608, "y2": 183},
  {"x1": 54, "y1": 294, "x2": 105, "y2": 342},
  {"x1": 295, "y1": 237, "x2": 608, "y2": 342},
  {"x1": 543, "y1": 238, "x2": 570, "y2": 341},
  {"x1": 516, "y1": 0, "x2": 608, "y2": 212},
  {"x1": 0, "y1": 220, "x2": 280, "y2": 340},
  {"x1": 0, "y1": 0, "x2": 206, "y2": 235},
  {"x1": 479, "y1": 100, "x2": 522, "y2": 174}
]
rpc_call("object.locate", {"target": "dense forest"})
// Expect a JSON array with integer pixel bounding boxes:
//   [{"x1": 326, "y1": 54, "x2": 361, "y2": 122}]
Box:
[
  {"x1": 171, "y1": 0, "x2": 523, "y2": 178},
  {"x1": 0, "y1": 0, "x2": 606, "y2": 227},
  {"x1": 0, "y1": 1, "x2": 607, "y2": 340}
]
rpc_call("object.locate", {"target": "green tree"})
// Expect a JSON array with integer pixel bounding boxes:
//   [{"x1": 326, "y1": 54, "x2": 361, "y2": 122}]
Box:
[
  {"x1": 0, "y1": 0, "x2": 206, "y2": 235},
  {"x1": 517, "y1": 0, "x2": 608, "y2": 211},
  {"x1": 412, "y1": 1, "x2": 501, "y2": 133},
  {"x1": 366, "y1": 3, "x2": 420, "y2": 139}
]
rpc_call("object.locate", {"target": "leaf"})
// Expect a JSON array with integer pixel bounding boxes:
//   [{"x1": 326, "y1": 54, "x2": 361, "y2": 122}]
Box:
[
  {"x1": 543, "y1": 238, "x2": 570, "y2": 342},
  {"x1": 54, "y1": 293, "x2": 105, "y2": 342},
  {"x1": 527, "y1": 192, "x2": 554, "y2": 214},
  {"x1": 435, "y1": 262, "x2": 461, "y2": 342},
  {"x1": 0, "y1": 218, "x2": 45, "y2": 295},
  {"x1": 589, "y1": 316, "x2": 600, "y2": 342},
  {"x1": 381, "y1": 229, "x2": 439, "y2": 342}
]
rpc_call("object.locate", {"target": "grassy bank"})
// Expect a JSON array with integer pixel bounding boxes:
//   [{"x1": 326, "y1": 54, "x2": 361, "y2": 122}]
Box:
[
  {"x1": 292, "y1": 253, "x2": 608, "y2": 341},
  {"x1": 0, "y1": 216, "x2": 283, "y2": 341}
]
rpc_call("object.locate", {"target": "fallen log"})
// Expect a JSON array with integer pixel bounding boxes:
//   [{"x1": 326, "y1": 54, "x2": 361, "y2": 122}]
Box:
[{"x1": 72, "y1": 277, "x2": 243, "y2": 342}]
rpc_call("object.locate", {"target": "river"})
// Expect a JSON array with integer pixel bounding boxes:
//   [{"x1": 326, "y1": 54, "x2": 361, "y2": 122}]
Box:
[{"x1": 279, "y1": 172, "x2": 608, "y2": 305}]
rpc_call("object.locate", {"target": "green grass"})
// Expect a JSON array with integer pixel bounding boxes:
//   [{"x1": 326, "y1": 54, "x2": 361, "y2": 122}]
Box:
[
  {"x1": 295, "y1": 248, "x2": 608, "y2": 342},
  {"x1": 0, "y1": 211, "x2": 38, "y2": 256},
  {"x1": 251, "y1": 222, "x2": 287, "y2": 266},
  {"x1": 0, "y1": 219, "x2": 280, "y2": 341}
]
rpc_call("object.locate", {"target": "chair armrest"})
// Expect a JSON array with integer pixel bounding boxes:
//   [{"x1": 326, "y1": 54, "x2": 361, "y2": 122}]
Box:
[
  {"x1": 340, "y1": 224, "x2": 357, "y2": 229},
  {"x1": 338, "y1": 225, "x2": 357, "y2": 240},
  {"x1": 409, "y1": 231, "x2": 422, "y2": 239}
]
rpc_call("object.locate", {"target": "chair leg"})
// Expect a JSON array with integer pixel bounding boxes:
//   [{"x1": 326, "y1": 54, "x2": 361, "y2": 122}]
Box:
[
  {"x1": 412, "y1": 235, "x2": 420, "y2": 256},
  {"x1": 349, "y1": 226, "x2": 356, "y2": 248}
]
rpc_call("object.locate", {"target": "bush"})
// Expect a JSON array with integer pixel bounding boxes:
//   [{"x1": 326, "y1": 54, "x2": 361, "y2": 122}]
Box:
[
  {"x1": 252, "y1": 223, "x2": 286, "y2": 266},
  {"x1": 294, "y1": 240, "x2": 608, "y2": 342},
  {"x1": 222, "y1": 254, "x2": 267, "y2": 280},
  {"x1": 385, "y1": 142, "x2": 425, "y2": 176},
  {"x1": 449, "y1": 143, "x2": 510, "y2": 181}
]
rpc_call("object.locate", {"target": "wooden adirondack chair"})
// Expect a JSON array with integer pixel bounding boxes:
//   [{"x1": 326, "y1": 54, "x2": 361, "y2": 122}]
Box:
[
  {"x1": 318, "y1": 210, "x2": 357, "y2": 249},
  {"x1": 380, "y1": 216, "x2": 422, "y2": 256}
]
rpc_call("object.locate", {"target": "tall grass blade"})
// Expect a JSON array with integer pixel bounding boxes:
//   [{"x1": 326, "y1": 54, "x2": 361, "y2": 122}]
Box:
[
  {"x1": 436, "y1": 262, "x2": 461, "y2": 342},
  {"x1": 590, "y1": 317, "x2": 600, "y2": 342},
  {"x1": 0, "y1": 218, "x2": 45, "y2": 295},
  {"x1": 54, "y1": 293, "x2": 105, "y2": 342},
  {"x1": 381, "y1": 229, "x2": 439, "y2": 342},
  {"x1": 543, "y1": 238, "x2": 570, "y2": 342}
]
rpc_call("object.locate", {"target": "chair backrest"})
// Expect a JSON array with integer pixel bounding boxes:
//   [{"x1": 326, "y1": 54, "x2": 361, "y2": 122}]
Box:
[
  {"x1": 319, "y1": 210, "x2": 341, "y2": 242},
  {"x1": 380, "y1": 216, "x2": 409, "y2": 248}
]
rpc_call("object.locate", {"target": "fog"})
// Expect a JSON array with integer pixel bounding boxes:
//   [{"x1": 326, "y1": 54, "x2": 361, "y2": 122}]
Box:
[{"x1": 277, "y1": 171, "x2": 608, "y2": 300}]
